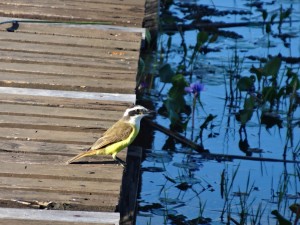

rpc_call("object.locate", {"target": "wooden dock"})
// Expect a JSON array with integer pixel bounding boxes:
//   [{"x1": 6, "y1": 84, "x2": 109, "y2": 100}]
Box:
[{"x1": 0, "y1": 0, "x2": 153, "y2": 224}]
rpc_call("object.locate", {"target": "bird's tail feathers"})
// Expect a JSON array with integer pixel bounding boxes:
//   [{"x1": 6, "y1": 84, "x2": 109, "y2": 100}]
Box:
[{"x1": 66, "y1": 149, "x2": 104, "y2": 164}]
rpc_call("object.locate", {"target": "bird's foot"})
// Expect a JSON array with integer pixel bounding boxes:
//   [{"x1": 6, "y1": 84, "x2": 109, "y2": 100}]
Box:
[{"x1": 114, "y1": 156, "x2": 127, "y2": 168}]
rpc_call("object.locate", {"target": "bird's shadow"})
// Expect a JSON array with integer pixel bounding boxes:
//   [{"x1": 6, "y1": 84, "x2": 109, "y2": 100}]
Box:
[{"x1": 69, "y1": 160, "x2": 117, "y2": 165}]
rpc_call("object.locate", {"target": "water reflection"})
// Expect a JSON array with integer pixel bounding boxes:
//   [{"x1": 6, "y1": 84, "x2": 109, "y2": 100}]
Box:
[{"x1": 137, "y1": 0, "x2": 300, "y2": 224}]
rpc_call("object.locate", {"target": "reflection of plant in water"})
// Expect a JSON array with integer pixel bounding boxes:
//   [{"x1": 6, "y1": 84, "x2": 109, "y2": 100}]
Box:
[
  {"x1": 231, "y1": 55, "x2": 300, "y2": 157},
  {"x1": 141, "y1": 152, "x2": 214, "y2": 224},
  {"x1": 220, "y1": 165, "x2": 267, "y2": 225},
  {"x1": 161, "y1": 74, "x2": 190, "y2": 131}
]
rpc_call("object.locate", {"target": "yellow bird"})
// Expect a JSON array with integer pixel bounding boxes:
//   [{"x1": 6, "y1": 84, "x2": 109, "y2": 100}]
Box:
[{"x1": 66, "y1": 105, "x2": 153, "y2": 166}]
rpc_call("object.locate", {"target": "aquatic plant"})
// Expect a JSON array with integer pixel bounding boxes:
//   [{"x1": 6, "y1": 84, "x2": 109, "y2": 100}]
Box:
[{"x1": 185, "y1": 80, "x2": 204, "y2": 134}]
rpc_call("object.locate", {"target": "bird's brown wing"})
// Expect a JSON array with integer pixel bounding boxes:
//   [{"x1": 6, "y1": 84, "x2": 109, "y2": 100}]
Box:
[{"x1": 90, "y1": 120, "x2": 133, "y2": 151}]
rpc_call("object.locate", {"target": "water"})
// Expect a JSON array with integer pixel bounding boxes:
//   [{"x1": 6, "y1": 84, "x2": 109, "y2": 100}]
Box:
[{"x1": 137, "y1": 1, "x2": 300, "y2": 224}]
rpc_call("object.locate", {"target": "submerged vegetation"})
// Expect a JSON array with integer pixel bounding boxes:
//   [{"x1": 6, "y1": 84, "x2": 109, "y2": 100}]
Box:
[{"x1": 137, "y1": 0, "x2": 300, "y2": 224}]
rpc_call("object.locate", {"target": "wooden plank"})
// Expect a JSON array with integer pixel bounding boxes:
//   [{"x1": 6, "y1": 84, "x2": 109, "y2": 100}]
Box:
[
  {"x1": 0, "y1": 61, "x2": 135, "y2": 80},
  {"x1": 0, "y1": 22, "x2": 143, "y2": 43},
  {"x1": 0, "y1": 177, "x2": 120, "y2": 195},
  {"x1": 0, "y1": 2, "x2": 143, "y2": 26},
  {"x1": 0, "y1": 50, "x2": 137, "y2": 71},
  {"x1": 1, "y1": 0, "x2": 145, "y2": 7},
  {"x1": 0, "y1": 87, "x2": 136, "y2": 102},
  {"x1": 0, "y1": 76, "x2": 137, "y2": 94},
  {"x1": 0, "y1": 0, "x2": 145, "y2": 16},
  {"x1": 0, "y1": 208, "x2": 119, "y2": 224},
  {"x1": 0, "y1": 127, "x2": 114, "y2": 145},
  {"x1": 0, "y1": 40, "x2": 138, "y2": 60},
  {"x1": 0, "y1": 93, "x2": 132, "y2": 110},
  {"x1": 0, "y1": 103, "x2": 122, "y2": 121},
  {"x1": 0, "y1": 189, "x2": 118, "y2": 211},
  {"x1": 0, "y1": 31, "x2": 141, "y2": 51},
  {"x1": 0, "y1": 0, "x2": 144, "y2": 7},
  {"x1": 0, "y1": 154, "x2": 123, "y2": 181},
  {"x1": 0, "y1": 219, "x2": 102, "y2": 225}
]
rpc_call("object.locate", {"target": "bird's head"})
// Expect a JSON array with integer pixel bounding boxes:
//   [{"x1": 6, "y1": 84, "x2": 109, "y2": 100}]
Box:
[{"x1": 123, "y1": 105, "x2": 154, "y2": 124}]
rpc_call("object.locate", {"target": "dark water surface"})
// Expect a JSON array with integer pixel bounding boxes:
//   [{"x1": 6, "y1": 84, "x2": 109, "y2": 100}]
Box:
[{"x1": 137, "y1": 1, "x2": 300, "y2": 224}]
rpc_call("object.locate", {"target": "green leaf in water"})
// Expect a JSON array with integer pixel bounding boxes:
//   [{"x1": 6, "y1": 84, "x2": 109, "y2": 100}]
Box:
[
  {"x1": 169, "y1": 74, "x2": 187, "y2": 98},
  {"x1": 271, "y1": 210, "x2": 292, "y2": 225},
  {"x1": 237, "y1": 76, "x2": 255, "y2": 92},
  {"x1": 235, "y1": 96, "x2": 255, "y2": 125},
  {"x1": 262, "y1": 86, "x2": 277, "y2": 105},
  {"x1": 250, "y1": 66, "x2": 263, "y2": 82},
  {"x1": 262, "y1": 56, "x2": 282, "y2": 78},
  {"x1": 209, "y1": 33, "x2": 218, "y2": 43},
  {"x1": 197, "y1": 31, "x2": 209, "y2": 47},
  {"x1": 244, "y1": 95, "x2": 255, "y2": 110},
  {"x1": 159, "y1": 63, "x2": 175, "y2": 83}
]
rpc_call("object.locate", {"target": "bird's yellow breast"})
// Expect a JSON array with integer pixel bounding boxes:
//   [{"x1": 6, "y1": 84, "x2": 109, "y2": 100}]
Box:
[{"x1": 104, "y1": 123, "x2": 138, "y2": 155}]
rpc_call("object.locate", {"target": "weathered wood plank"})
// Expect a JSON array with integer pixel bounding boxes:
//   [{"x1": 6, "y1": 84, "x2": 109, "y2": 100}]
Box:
[
  {"x1": 0, "y1": 2, "x2": 144, "y2": 26},
  {"x1": 0, "y1": 51, "x2": 137, "y2": 71},
  {"x1": 0, "y1": 31, "x2": 141, "y2": 51},
  {"x1": 0, "y1": 0, "x2": 145, "y2": 16},
  {"x1": 0, "y1": 22, "x2": 142, "y2": 43},
  {"x1": 0, "y1": 157, "x2": 123, "y2": 182},
  {"x1": 0, "y1": 103, "x2": 122, "y2": 121},
  {"x1": 0, "y1": 61, "x2": 135, "y2": 80},
  {"x1": 0, "y1": 75, "x2": 136, "y2": 94},
  {"x1": 0, "y1": 0, "x2": 147, "y2": 219},
  {"x1": 0, "y1": 87, "x2": 136, "y2": 102},
  {"x1": 0, "y1": 189, "x2": 118, "y2": 211},
  {"x1": 0, "y1": 40, "x2": 138, "y2": 60},
  {"x1": 0, "y1": 177, "x2": 120, "y2": 195},
  {"x1": 0, "y1": 219, "x2": 102, "y2": 225},
  {"x1": 0, "y1": 114, "x2": 113, "y2": 132},
  {"x1": 0, "y1": 93, "x2": 132, "y2": 110},
  {"x1": 0, "y1": 208, "x2": 119, "y2": 224},
  {"x1": 1, "y1": 0, "x2": 145, "y2": 7}
]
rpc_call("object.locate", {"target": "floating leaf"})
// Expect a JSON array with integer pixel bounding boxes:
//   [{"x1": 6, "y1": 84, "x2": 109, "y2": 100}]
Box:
[
  {"x1": 139, "y1": 203, "x2": 163, "y2": 212},
  {"x1": 176, "y1": 182, "x2": 191, "y2": 191},
  {"x1": 147, "y1": 152, "x2": 172, "y2": 163},
  {"x1": 141, "y1": 167, "x2": 166, "y2": 172},
  {"x1": 159, "y1": 197, "x2": 184, "y2": 205},
  {"x1": 174, "y1": 175, "x2": 201, "y2": 184},
  {"x1": 152, "y1": 208, "x2": 177, "y2": 216},
  {"x1": 173, "y1": 162, "x2": 199, "y2": 170}
]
